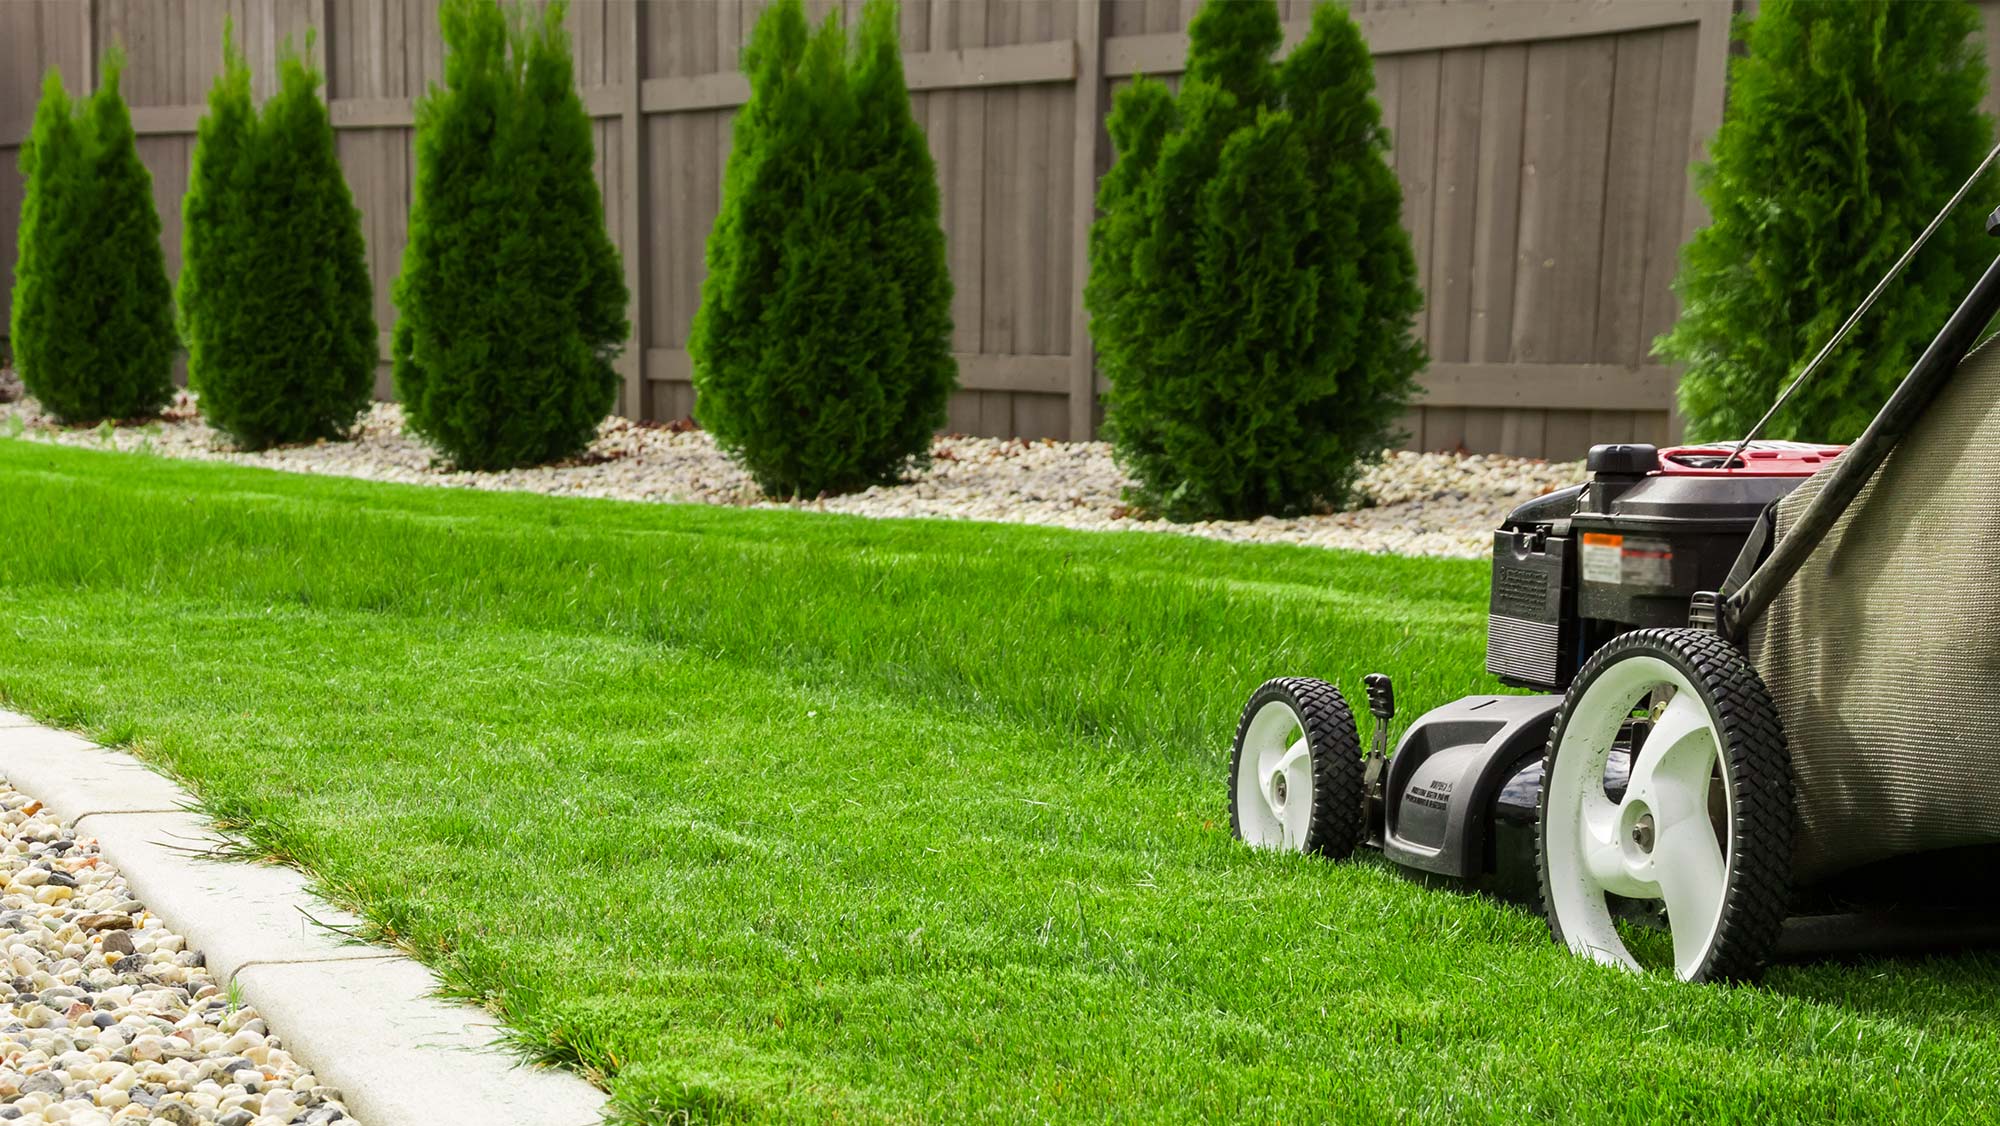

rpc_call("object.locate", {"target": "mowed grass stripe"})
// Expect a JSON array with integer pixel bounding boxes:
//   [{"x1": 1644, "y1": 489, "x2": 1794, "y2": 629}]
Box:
[{"x1": 0, "y1": 442, "x2": 1995, "y2": 1124}]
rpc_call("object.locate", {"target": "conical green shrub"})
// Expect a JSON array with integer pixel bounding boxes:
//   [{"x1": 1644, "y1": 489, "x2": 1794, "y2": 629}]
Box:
[
  {"x1": 180, "y1": 30, "x2": 376, "y2": 449},
  {"x1": 393, "y1": 0, "x2": 628, "y2": 471},
  {"x1": 690, "y1": 0, "x2": 956, "y2": 499},
  {"x1": 1085, "y1": 0, "x2": 1423, "y2": 522},
  {"x1": 9, "y1": 50, "x2": 177, "y2": 425},
  {"x1": 1659, "y1": 0, "x2": 1994, "y2": 443}
]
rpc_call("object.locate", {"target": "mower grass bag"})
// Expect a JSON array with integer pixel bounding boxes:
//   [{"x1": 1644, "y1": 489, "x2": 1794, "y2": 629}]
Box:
[{"x1": 1751, "y1": 335, "x2": 2000, "y2": 885}]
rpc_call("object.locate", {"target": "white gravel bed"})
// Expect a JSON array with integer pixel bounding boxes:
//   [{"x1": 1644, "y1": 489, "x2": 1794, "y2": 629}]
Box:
[
  {"x1": 0, "y1": 391, "x2": 1582, "y2": 559},
  {"x1": 0, "y1": 783, "x2": 355, "y2": 1126}
]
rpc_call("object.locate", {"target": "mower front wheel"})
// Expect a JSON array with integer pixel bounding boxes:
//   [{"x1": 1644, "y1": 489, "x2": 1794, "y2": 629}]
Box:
[
  {"x1": 1538, "y1": 629, "x2": 1793, "y2": 983},
  {"x1": 1228, "y1": 678, "x2": 1365, "y2": 859}
]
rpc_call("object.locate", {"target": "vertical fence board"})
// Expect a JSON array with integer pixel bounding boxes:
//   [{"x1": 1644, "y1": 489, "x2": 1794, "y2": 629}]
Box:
[
  {"x1": 978, "y1": 0, "x2": 1023, "y2": 436},
  {"x1": 1067, "y1": 0, "x2": 1107, "y2": 440},
  {"x1": 935, "y1": 0, "x2": 991, "y2": 433},
  {"x1": 1641, "y1": 22, "x2": 1700, "y2": 358},
  {"x1": 1595, "y1": 30, "x2": 1665, "y2": 366}
]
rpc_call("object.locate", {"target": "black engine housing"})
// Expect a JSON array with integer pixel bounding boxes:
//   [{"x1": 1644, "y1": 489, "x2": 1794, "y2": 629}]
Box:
[{"x1": 1484, "y1": 444, "x2": 1819, "y2": 691}]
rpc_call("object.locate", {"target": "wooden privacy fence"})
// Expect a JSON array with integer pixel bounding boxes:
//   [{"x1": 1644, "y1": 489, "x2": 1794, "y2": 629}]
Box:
[{"x1": 1, "y1": 0, "x2": 1741, "y2": 459}]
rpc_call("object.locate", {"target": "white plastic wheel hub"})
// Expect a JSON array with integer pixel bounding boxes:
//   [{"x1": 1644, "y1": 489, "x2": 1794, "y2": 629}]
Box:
[
  {"x1": 1544, "y1": 655, "x2": 1732, "y2": 979},
  {"x1": 1234, "y1": 698, "x2": 1314, "y2": 851}
]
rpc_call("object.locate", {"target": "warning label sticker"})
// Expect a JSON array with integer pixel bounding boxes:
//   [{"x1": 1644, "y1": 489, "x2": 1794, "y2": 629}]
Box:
[
  {"x1": 1581, "y1": 532, "x2": 1674, "y2": 587},
  {"x1": 1581, "y1": 533, "x2": 1622, "y2": 584},
  {"x1": 1620, "y1": 538, "x2": 1674, "y2": 587}
]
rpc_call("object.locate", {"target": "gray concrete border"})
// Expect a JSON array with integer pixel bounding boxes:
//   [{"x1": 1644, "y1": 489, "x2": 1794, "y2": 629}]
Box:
[{"x1": 0, "y1": 710, "x2": 607, "y2": 1126}]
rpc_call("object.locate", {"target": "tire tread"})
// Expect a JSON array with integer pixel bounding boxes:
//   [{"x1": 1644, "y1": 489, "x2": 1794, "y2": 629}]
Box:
[
  {"x1": 1536, "y1": 628, "x2": 1793, "y2": 983},
  {"x1": 1228, "y1": 677, "x2": 1366, "y2": 859}
]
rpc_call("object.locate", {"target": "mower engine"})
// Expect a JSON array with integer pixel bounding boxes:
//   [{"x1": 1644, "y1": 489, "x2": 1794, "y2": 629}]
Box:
[{"x1": 1485, "y1": 441, "x2": 1840, "y2": 692}]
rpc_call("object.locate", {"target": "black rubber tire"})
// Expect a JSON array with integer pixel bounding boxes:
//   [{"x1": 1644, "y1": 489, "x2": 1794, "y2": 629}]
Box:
[
  {"x1": 1536, "y1": 628, "x2": 1793, "y2": 984},
  {"x1": 1228, "y1": 677, "x2": 1365, "y2": 860}
]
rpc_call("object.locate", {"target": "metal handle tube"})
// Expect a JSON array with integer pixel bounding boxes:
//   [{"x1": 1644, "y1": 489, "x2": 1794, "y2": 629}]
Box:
[{"x1": 1724, "y1": 251, "x2": 2000, "y2": 642}]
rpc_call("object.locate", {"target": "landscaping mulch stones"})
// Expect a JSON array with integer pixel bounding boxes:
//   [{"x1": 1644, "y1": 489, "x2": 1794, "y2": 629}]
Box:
[
  {"x1": 0, "y1": 784, "x2": 356, "y2": 1126},
  {"x1": 1, "y1": 388, "x2": 1582, "y2": 559}
]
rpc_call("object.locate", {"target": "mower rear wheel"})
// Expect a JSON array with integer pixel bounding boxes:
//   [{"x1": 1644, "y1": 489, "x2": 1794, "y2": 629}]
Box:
[
  {"x1": 1537, "y1": 629, "x2": 1792, "y2": 983},
  {"x1": 1228, "y1": 678, "x2": 1364, "y2": 858}
]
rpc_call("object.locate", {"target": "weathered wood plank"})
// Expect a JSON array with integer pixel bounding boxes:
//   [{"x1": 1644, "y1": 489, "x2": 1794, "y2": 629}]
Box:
[
  {"x1": 1428, "y1": 48, "x2": 1481, "y2": 363},
  {"x1": 1499, "y1": 408, "x2": 1546, "y2": 458},
  {"x1": 1468, "y1": 42, "x2": 1525, "y2": 364},
  {"x1": 934, "y1": 0, "x2": 988, "y2": 391},
  {"x1": 1593, "y1": 30, "x2": 1665, "y2": 365},
  {"x1": 906, "y1": 39, "x2": 1075, "y2": 88},
  {"x1": 1678, "y1": 0, "x2": 1730, "y2": 247},
  {"x1": 617, "y1": 0, "x2": 647, "y2": 419},
  {"x1": 1068, "y1": 0, "x2": 1106, "y2": 440},
  {"x1": 1640, "y1": 22, "x2": 1699, "y2": 362},
  {"x1": 1104, "y1": 0, "x2": 1707, "y2": 76},
  {"x1": 126, "y1": 105, "x2": 203, "y2": 135},
  {"x1": 635, "y1": 355, "x2": 1684, "y2": 408},
  {"x1": 1396, "y1": 51, "x2": 1440, "y2": 339},
  {"x1": 644, "y1": 350, "x2": 1071, "y2": 395},
  {"x1": 980, "y1": 0, "x2": 1027, "y2": 438},
  {"x1": 637, "y1": 40, "x2": 1072, "y2": 115},
  {"x1": 1511, "y1": 37, "x2": 1614, "y2": 365},
  {"x1": 1418, "y1": 362, "x2": 1678, "y2": 410}
]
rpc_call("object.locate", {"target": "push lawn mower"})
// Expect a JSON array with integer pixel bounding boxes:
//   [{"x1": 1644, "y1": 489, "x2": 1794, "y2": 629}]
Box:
[{"x1": 1231, "y1": 154, "x2": 2000, "y2": 983}]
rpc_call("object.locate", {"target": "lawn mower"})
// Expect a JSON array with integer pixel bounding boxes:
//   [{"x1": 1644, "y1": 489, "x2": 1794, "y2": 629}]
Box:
[{"x1": 1230, "y1": 152, "x2": 2000, "y2": 983}]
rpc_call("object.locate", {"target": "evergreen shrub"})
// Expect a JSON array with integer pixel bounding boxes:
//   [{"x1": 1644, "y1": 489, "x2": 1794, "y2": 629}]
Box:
[
  {"x1": 180, "y1": 31, "x2": 377, "y2": 448},
  {"x1": 1085, "y1": 0, "x2": 1424, "y2": 522},
  {"x1": 690, "y1": 0, "x2": 955, "y2": 499},
  {"x1": 9, "y1": 50, "x2": 177, "y2": 425},
  {"x1": 393, "y1": 0, "x2": 628, "y2": 470}
]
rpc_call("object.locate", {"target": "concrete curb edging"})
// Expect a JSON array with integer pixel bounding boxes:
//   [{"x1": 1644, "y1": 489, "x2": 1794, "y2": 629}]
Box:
[{"x1": 0, "y1": 710, "x2": 608, "y2": 1126}]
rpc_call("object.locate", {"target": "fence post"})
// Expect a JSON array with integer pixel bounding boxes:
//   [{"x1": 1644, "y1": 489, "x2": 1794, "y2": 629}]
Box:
[
  {"x1": 1066, "y1": 0, "x2": 1107, "y2": 441},
  {"x1": 618, "y1": 0, "x2": 650, "y2": 421}
]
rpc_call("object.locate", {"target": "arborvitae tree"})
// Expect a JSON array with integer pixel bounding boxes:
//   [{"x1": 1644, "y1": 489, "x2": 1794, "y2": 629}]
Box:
[
  {"x1": 1659, "y1": 0, "x2": 1994, "y2": 443},
  {"x1": 690, "y1": 0, "x2": 956, "y2": 499},
  {"x1": 1085, "y1": 0, "x2": 1422, "y2": 522},
  {"x1": 9, "y1": 51, "x2": 177, "y2": 424},
  {"x1": 180, "y1": 31, "x2": 376, "y2": 449},
  {"x1": 393, "y1": 0, "x2": 628, "y2": 470}
]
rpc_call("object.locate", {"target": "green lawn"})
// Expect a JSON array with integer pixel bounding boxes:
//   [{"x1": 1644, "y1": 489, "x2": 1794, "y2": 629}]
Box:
[{"x1": 1, "y1": 440, "x2": 1996, "y2": 1124}]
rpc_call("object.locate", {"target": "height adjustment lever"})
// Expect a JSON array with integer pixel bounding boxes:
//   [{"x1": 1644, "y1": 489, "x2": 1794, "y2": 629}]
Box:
[{"x1": 1360, "y1": 674, "x2": 1396, "y2": 837}]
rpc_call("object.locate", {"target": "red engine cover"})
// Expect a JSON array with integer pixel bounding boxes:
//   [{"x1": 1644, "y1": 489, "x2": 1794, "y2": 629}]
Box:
[{"x1": 1653, "y1": 441, "x2": 1845, "y2": 477}]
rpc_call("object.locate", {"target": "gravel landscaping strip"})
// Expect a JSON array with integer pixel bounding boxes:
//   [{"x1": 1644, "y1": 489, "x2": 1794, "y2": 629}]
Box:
[
  {"x1": 0, "y1": 783, "x2": 355, "y2": 1126},
  {"x1": 0, "y1": 390, "x2": 1582, "y2": 558}
]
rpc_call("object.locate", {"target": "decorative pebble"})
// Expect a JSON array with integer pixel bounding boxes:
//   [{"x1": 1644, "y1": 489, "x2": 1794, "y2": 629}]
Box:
[
  {"x1": 71, "y1": 919, "x2": 131, "y2": 934},
  {"x1": 0, "y1": 780, "x2": 357, "y2": 1125},
  {"x1": 1, "y1": 391, "x2": 1581, "y2": 560}
]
